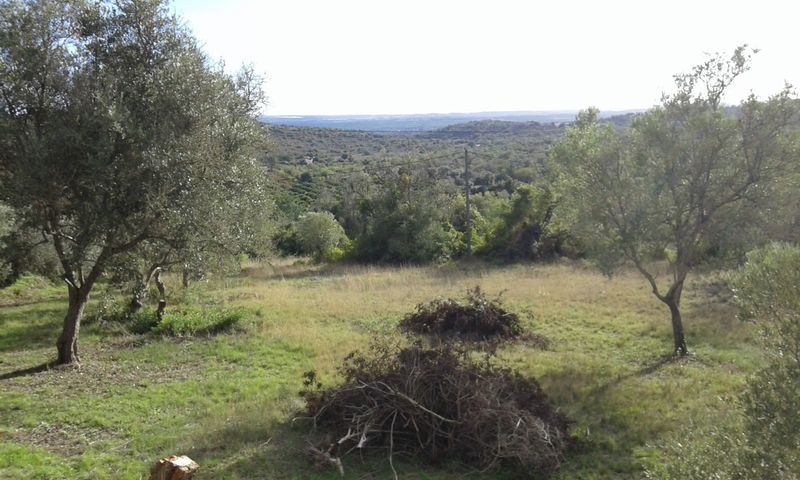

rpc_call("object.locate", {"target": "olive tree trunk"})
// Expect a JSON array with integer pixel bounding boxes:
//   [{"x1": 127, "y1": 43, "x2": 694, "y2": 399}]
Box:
[
  {"x1": 129, "y1": 264, "x2": 162, "y2": 315},
  {"x1": 129, "y1": 280, "x2": 147, "y2": 315},
  {"x1": 659, "y1": 280, "x2": 688, "y2": 356},
  {"x1": 154, "y1": 268, "x2": 167, "y2": 321},
  {"x1": 56, "y1": 284, "x2": 89, "y2": 365}
]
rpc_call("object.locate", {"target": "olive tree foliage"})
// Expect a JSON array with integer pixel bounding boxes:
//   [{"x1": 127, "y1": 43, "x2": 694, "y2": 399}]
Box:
[
  {"x1": 118, "y1": 70, "x2": 271, "y2": 314},
  {"x1": 550, "y1": 47, "x2": 799, "y2": 355},
  {"x1": 0, "y1": 0, "x2": 267, "y2": 364}
]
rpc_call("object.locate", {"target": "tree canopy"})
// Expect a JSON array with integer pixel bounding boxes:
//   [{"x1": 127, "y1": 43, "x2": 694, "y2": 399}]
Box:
[
  {"x1": 550, "y1": 47, "x2": 800, "y2": 355},
  {"x1": 0, "y1": 0, "x2": 267, "y2": 364}
]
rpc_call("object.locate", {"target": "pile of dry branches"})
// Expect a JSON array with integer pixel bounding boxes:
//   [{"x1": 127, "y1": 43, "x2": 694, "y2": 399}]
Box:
[
  {"x1": 301, "y1": 340, "x2": 570, "y2": 477},
  {"x1": 399, "y1": 287, "x2": 544, "y2": 346}
]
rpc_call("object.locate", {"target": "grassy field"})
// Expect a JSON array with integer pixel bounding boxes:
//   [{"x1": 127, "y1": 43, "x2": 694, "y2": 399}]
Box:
[{"x1": 0, "y1": 260, "x2": 760, "y2": 479}]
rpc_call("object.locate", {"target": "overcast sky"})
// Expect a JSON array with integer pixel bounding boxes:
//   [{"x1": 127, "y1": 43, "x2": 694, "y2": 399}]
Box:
[{"x1": 171, "y1": 0, "x2": 800, "y2": 116}]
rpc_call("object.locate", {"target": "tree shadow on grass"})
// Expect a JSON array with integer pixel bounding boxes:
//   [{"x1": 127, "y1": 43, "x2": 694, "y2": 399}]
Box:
[
  {"x1": 182, "y1": 417, "x2": 328, "y2": 479},
  {"x1": 0, "y1": 361, "x2": 58, "y2": 380},
  {"x1": 534, "y1": 352, "x2": 703, "y2": 474},
  {"x1": 587, "y1": 354, "x2": 679, "y2": 398},
  {"x1": 188, "y1": 417, "x2": 497, "y2": 480}
]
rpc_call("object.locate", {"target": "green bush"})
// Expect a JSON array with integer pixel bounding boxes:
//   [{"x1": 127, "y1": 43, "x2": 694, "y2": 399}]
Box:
[
  {"x1": 294, "y1": 211, "x2": 350, "y2": 262},
  {"x1": 356, "y1": 198, "x2": 458, "y2": 264},
  {"x1": 729, "y1": 243, "x2": 800, "y2": 478},
  {"x1": 152, "y1": 307, "x2": 247, "y2": 336},
  {"x1": 128, "y1": 311, "x2": 161, "y2": 335},
  {"x1": 95, "y1": 305, "x2": 247, "y2": 337},
  {"x1": 480, "y1": 185, "x2": 580, "y2": 261}
]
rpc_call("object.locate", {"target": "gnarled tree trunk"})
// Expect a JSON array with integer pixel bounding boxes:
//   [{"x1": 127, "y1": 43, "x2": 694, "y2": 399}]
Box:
[
  {"x1": 154, "y1": 268, "x2": 167, "y2": 321},
  {"x1": 129, "y1": 280, "x2": 147, "y2": 315},
  {"x1": 56, "y1": 284, "x2": 89, "y2": 365},
  {"x1": 659, "y1": 280, "x2": 687, "y2": 356},
  {"x1": 129, "y1": 264, "x2": 162, "y2": 315}
]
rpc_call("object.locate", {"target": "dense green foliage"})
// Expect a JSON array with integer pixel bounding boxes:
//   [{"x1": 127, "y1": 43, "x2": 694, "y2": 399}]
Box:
[
  {"x1": 732, "y1": 244, "x2": 800, "y2": 476},
  {"x1": 294, "y1": 211, "x2": 349, "y2": 262},
  {"x1": 261, "y1": 119, "x2": 582, "y2": 264},
  {"x1": 0, "y1": 0, "x2": 267, "y2": 363}
]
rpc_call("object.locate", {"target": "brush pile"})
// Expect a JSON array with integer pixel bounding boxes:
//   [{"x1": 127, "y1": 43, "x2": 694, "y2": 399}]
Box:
[
  {"x1": 399, "y1": 287, "x2": 535, "y2": 344},
  {"x1": 301, "y1": 340, "x2": 570, "y2": 476}
]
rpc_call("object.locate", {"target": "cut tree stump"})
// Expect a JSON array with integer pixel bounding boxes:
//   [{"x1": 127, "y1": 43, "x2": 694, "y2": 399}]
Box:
[{"x1": 149, "y1": 455, "x2": 199, "y2": 480}]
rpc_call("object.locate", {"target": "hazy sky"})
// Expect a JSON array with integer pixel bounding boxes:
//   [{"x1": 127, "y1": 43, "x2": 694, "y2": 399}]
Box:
[{"x1": 171, "y1": 0, "x2": 800, "y2": 116}]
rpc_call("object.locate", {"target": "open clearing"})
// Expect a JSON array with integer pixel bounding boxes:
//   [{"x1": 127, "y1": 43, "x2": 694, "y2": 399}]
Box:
[{"x1": 0, "y1": 261, "x2": 759, "y2": 479}]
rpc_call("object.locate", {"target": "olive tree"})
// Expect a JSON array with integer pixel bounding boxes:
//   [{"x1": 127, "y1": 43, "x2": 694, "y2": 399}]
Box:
[
  {"x1": 551, "y1": 47, "x2": 799, "y2": 355},
  {"x1": 0, "y1": 0, "x2": 267, "y2": 364}
]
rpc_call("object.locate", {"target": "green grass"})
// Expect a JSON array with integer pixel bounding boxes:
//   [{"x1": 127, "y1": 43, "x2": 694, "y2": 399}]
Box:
[{"x1": 0, "y1": 260, "x2": 761, "y2": 479}]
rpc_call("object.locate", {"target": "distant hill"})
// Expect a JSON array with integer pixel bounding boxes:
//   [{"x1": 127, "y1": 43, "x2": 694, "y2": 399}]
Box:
[
  {"x1": 262, "y1": 110, "x2": 641, "y2": 132},
  {"x1": 260, "y1": 113, "x2": 639, "y2": 221},
  {"x1": 262, "y1": 119, "x2": 564, "y2": 168}
]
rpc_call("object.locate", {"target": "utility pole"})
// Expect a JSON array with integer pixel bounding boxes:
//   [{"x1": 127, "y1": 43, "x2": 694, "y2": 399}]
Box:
[{"x1": 464, "y1": 148, "x2": 472, "y2": 257}]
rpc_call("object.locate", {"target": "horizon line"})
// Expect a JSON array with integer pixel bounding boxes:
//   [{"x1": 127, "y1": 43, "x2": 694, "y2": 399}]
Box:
[{"x1": 263, "y1": 108, "x2": 648, "y2": 118}]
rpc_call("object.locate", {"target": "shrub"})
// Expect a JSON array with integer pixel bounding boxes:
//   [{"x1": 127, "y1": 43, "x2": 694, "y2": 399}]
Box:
[
  {"x1": 96, "y1": 306, "x2": 246, "y2": 337},
  {"x1": 152, "y1": 307, "x2": 247, "y2": 336},
  {"x1": 354, "y1": 186, "x2": 459, "y2": 264},
  {"x1": 301, "y1": 340, "x2": 570, "y2": 476},
  {"x1": 480, "y1": 185, "x2": 580, "y2": 261},
  {"x1": 126, "y1": 311, "x2": 161, "y2": 335},
  {"x1": 729, "y1": 243, "x2": 800, "y2": 477},
  {"x1": 295, "y1": 212, "x2": 350, "y2": 262}
]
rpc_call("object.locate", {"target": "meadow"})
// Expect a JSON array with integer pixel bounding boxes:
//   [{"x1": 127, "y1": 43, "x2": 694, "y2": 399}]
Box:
[{"x1": 0, "y1": 260, "x2": 760, "y2": 479}]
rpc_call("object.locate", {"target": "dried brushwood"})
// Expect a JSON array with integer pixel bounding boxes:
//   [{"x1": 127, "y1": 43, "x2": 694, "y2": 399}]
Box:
[
  {"x1": 301, "y1": 340, "x2": 570, "y2": 477},
  {"x1": 400, "y1": 286, "x2": 548, "y2": 348}
]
